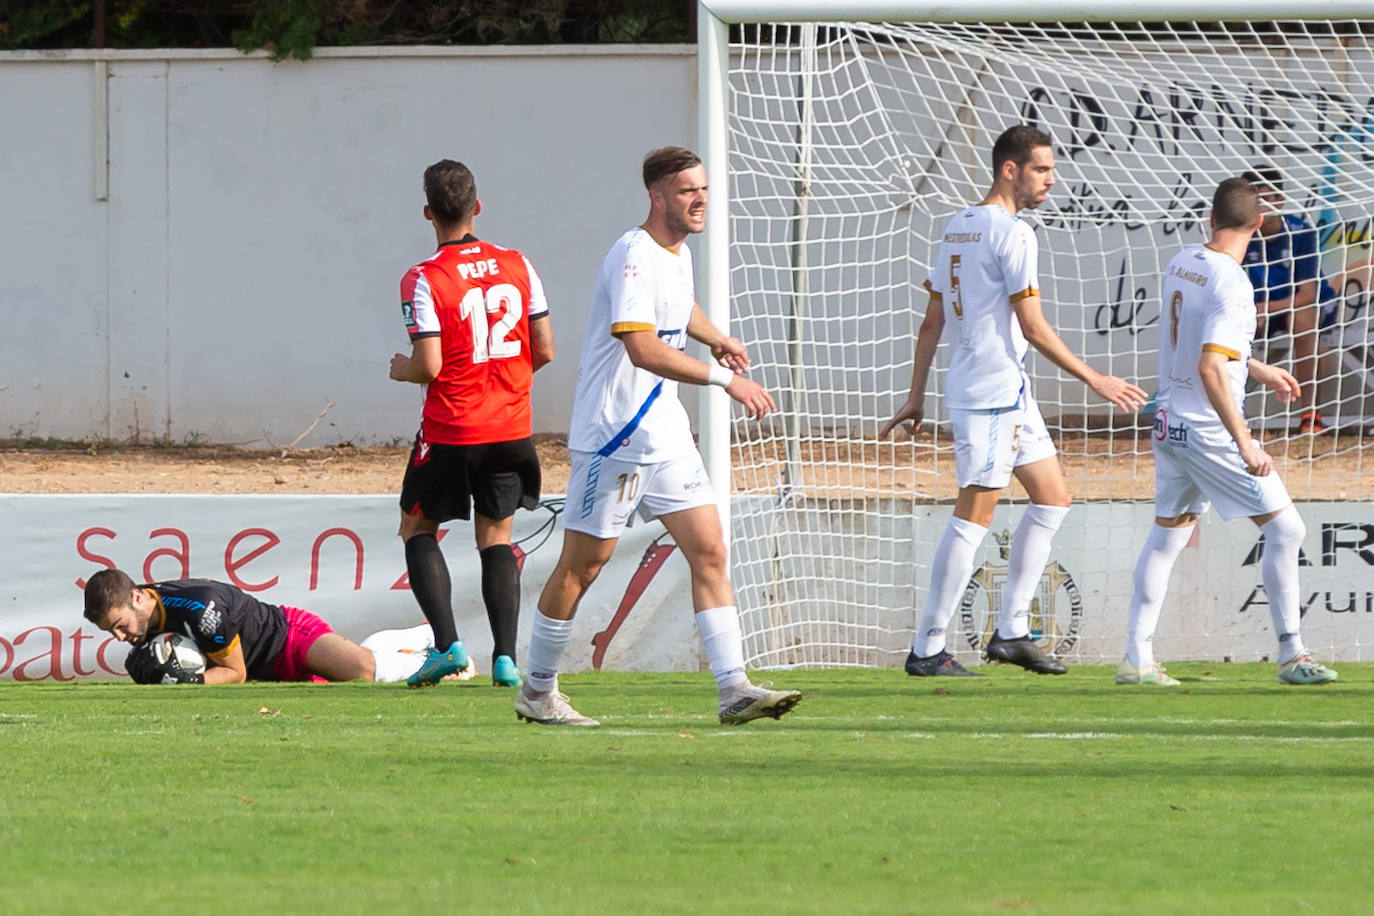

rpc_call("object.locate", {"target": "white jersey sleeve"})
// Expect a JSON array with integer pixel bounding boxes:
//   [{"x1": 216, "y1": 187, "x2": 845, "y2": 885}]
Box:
[
  {"x1": 607, "y1": 245, "x2": 660, "y2": 334},
  {"x1": 997, "y1": 221, "x2": 1039, "y2": 302},
  {"x1": 401, "y1": 261, "x2": 441, "y2": 339},
  {"x1": 1200, "y1": 268, "x2": 1255, "y2": 361},
  {"x1": 521, "y1": 255, "x2": 550, "y2": 319}
]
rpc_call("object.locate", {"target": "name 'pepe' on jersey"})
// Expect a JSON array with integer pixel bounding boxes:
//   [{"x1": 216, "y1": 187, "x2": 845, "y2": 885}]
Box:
[
  {"x1": 141, "y1": 579, "x2": 288, "y2": 680},
  {"x1": 924, "y1": 205, "x2": 1039, "y2": 410},
  {"x1": 1156, "y1": 244, "x2": 1258, "y2": 448},
  {"x1": 566, "y1": 227, "x2": 698, "y2": 463},
  {"x1": 400, "y1": 236, "x2": 550, "y2": 445}
]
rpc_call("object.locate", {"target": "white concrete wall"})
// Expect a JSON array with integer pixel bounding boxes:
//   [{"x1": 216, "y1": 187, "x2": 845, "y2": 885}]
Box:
[
  {"x1": 9, "y1": 42, "x2": 1371, "y2": 449},
  {"x1": 0, "y1": 47, "x2": 697, "y2": 446}
]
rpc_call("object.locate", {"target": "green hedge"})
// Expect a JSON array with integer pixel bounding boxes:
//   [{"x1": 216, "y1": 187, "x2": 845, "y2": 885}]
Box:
[{"x1": 0, "y1": 0, "x2": 692, "y2": 57}]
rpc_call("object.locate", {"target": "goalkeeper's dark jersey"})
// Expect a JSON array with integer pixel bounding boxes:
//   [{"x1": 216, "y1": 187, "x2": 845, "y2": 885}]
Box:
[{"x1": 143, "y1": 579, "x2": 288, "y2": 681}]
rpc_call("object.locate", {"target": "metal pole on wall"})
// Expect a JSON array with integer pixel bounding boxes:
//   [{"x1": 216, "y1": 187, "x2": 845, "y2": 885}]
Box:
[{"x1": 93, "y1": 0, "x2": 109, "y2": 201}]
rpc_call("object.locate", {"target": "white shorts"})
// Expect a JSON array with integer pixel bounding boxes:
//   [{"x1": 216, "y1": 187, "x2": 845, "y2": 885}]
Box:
[
  {"x1": 1152, "y1": 437, "x2": 1291, "y2": 521},
  {"x1": 565, "y1": 450, "x2": 718, "y2": 539},
  {"x1": 948, "y1": 397, "x2": 1057, "y2": 489}
]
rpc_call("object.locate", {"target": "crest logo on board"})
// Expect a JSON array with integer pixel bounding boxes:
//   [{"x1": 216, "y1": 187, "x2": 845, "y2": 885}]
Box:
[{"x1": 958, "y1": 529, "x2": 1083, "y2": 658}]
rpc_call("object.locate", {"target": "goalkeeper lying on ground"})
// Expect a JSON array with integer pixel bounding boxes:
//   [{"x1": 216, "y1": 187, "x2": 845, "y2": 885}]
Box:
[{"x1": 82, "y1": 567, "x2": 430, "y2": 685}]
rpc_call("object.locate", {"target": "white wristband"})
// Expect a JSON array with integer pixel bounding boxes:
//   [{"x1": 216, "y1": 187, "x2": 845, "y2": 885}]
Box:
[{"x1": 707, "y1": 364, "x2": 734, "y2": 388}]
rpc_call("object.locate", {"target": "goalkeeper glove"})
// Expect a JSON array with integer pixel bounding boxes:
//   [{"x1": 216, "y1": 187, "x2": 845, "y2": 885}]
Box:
[
  {"x1": 124, "y1": 643, "x2": 205, "y2": 685},
  {"x1": 124, "y1": 643, "x2": 162, "y2": 684},
  {"x1": 159, "y1": 658, "x2": 205, "y2": 685}
]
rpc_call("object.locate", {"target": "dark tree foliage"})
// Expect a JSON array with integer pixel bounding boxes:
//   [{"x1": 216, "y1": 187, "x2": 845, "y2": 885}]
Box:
[{"x1": 0, "y1": 1, "x2": 693, "y2": 57}]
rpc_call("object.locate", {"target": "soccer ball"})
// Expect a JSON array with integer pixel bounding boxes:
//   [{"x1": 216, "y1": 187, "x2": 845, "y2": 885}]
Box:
[{"x1": 148, "y1": 633, "x2": 207, "y2": 676}]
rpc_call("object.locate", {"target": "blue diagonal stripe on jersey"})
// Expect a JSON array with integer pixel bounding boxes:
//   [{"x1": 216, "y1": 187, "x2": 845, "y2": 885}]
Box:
[
  {"x1": 580, "y1": 380, "x2": 665, "y2": 519},
  {"x1": 596, "y1": 380, "x2": 664, "y2": 458}
]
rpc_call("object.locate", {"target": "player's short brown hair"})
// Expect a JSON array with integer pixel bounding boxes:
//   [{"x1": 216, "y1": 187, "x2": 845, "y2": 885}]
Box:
[
  {"x1": 1213, "y1": 177, "x2": 1261, "y2": 231},
  {"x1": 83, "y1": 568, "x2": 136, "y2": 622},
  {"x1": 991, "y1": 125, "x2": 1052, "y2": 172},
  {"x1": 424, "y1": 159, "x2": 477, "y2": 225},
  {"x1": 642, "y1": 146, "x2": 702, "y2": 189}
]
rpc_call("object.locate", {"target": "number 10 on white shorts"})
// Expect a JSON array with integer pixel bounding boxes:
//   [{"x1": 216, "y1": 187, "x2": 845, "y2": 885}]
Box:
[{"x1": 565, "y1": 450, "x2": 718, "y2": 539}]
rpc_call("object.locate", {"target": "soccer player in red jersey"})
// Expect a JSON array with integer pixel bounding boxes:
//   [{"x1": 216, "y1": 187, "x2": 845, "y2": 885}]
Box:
[{"x1": 390, "y1": 159, "x2": 555, "y2": 688}]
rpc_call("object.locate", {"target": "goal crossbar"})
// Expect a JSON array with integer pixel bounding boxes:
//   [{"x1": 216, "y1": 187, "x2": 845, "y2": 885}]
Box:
[{"x1": 700, "y1": 1, "x2": 1374, "y2": 24}]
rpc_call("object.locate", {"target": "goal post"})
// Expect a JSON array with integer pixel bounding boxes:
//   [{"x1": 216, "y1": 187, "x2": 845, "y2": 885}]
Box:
[{"x1": 697, "y1": 2, "x2": 1374, "y2": 668}]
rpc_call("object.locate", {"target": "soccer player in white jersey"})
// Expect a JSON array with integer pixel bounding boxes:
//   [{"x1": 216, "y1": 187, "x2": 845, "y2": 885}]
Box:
[
  {"x1": 1117, "y1": 177, "x2": 1338, "y2": 687},
  {"x1": 881, "y1": 125, "x2": 1147, "y2": 677},
  {"x1": 514, "y1": 146, "x2": 803, "y2": 726}
]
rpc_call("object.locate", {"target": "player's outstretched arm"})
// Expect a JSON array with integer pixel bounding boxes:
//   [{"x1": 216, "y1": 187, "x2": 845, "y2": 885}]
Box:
[
  {"x1": 1199, "y1": 350, "x2": 1272, "y2": 477},
  {"x1": 687, "y1": 303, "x2": 750, "y2": 373},
  {"x1": 1248, "y1": 358, "x2": 1301, "y2": 403},
  {"x1": 1013, "y1": 295, "x2": 1147, "y2": 412},
  {"x1": 880, "y1": 292, "x2": 944, "y2": 438},
  {"x1": 621, "y1": 329, "x2": 775, "y2": 420}
]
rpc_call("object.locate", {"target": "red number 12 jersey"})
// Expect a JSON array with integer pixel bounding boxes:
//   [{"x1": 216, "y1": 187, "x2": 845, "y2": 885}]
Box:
[{"x1": 400, "y1": 237, "x2": 549, "y2": 444}]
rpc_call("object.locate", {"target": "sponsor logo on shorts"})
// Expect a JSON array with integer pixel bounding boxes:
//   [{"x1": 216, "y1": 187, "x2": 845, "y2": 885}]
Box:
[
  {"x1": 1153, "y1": 408, "x2": 1189, "y2": 445},
  {"x1": 958, "y1": 530, "x2": 1083, "y2": 657}
]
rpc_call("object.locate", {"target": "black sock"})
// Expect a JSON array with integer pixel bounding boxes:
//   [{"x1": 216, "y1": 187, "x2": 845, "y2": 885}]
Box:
[
  {"x1": 480, "y1": 544, "x2": 520, "y2": 663},
  {"x1": 405, "y1": 534, "x2": 458, "y2": 651}
]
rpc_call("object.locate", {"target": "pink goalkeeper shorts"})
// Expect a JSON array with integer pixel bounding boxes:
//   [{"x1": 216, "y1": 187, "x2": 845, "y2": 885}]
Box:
[{"x1": 271, "y1": 605, "x2": 334, "y2": 682}]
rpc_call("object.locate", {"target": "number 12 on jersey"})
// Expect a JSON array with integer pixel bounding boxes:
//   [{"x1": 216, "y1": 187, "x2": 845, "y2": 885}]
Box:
[{"x1": 459, "y1": 282, "x2": 524, "y2": 363}]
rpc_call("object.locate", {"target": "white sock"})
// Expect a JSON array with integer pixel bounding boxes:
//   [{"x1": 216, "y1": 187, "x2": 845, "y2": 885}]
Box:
[
  {"x1": 369, "y1": 648, "x2": 427, "y2": 683},
  {"x1": 695, "y1": 605, "x2": 749, "y2": 692},
  {"x1": 911, "y1": 516, "x2": 988, "y2": 657},
  {"x1": 997, "y1": 504, "x2": 1070, "y2": 639},
  {"x1": 1125, "y1": 524, "x2": 1195, "y2": 668},
  {"x1": 359, "y1": 624, "x2": 433, "y2": 683},
  {"x1": 526, "y1": 610, "x2": 575, "y2": 693},
  {"x1": 359, "y1": 623, "x2": 434, "y2": 654},
  {"x1": 1260, "y1": 505, "x2": 1308, "y2": 664}
]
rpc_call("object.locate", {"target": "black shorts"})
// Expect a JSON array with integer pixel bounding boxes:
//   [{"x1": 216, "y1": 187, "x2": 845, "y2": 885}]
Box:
[{"x1": 399, "y1": 435, "x2": 541, "y2": 523}]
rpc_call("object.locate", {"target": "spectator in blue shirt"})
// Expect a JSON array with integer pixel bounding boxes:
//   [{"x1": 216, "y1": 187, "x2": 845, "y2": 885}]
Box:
[{"x1": 1241, "y1": 167, "x2": 1336, "y2": 434}]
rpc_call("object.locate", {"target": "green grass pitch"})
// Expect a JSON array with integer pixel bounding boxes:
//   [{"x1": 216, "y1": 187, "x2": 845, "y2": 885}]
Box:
[{"x1": 3, "y1": 664, "x2": 1371, "y2": 915}]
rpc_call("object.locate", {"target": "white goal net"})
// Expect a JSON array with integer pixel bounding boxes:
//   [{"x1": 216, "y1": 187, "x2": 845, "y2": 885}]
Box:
[{"x1": 707, "y1": 12, "x2": 1374, "y2": 667}]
